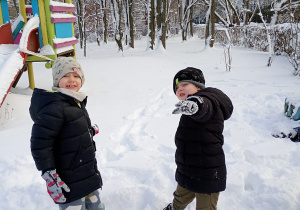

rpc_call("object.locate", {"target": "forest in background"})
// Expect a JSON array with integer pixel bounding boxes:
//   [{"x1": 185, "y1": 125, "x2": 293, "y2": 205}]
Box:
[{"x1": 5, "y1": 0, "x2": 300, "y2": 74}]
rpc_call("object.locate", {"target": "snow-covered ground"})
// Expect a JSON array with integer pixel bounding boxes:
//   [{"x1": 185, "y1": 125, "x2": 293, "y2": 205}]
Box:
[{"x1": 0, "y1": 36, "x2": 300, "y2": 210}]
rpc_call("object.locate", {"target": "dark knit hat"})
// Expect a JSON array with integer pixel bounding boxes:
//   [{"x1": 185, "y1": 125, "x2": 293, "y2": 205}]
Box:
[
  {"x1": 52, "y1": 57, "x2": 85, "y2": 87},
  {"x1": 173, "y1": 67, "x2": 205, "y2": 93}
]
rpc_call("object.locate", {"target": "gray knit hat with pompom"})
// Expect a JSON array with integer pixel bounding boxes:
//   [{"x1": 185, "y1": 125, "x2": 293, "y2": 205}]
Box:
[{"x1": 52, "y1": 57, "x2": 85, "y2": 87}]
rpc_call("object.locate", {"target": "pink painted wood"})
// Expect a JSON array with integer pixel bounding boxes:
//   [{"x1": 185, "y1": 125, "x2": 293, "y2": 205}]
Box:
[
  {"x1": 54, "y1": 39, "x2": 78, "y2": 49},
  {"x1": 26, "y1": 8, "x2": 33, "y2": 14},
  {"x1": 51, "y1": 17, "x2": 76, "y2": 23},
  {"x1": 50, "y1": 5, "x2": 76, "y2": 12}
]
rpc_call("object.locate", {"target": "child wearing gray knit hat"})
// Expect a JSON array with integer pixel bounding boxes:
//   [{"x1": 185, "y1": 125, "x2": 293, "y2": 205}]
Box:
[
  {"x1": 52, "y1": 57, "x2": 85, "y2": 87},
  {"x1": 29, "y1": 56, "x2": 104, "y2": 209}
]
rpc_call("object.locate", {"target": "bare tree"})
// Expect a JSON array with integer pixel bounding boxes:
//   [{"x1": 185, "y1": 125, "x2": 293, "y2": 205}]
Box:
[
  {"x1": 76, "y1": 0, "x2": 84, "y2": 49},
  {"x1": 205, "y1": 0, "x2": 216, "y2": 47},
  {"x1": 189, "y1": 2, "x2": 194, "y2": 36},
  {"x1": 99, "y1": 0, "x2": 109, "y2": 44},
  {"x1": 123, "y1": 0, "x2": 134, "y2": 48},
  {"x1": 217, "y1": 0, "x2": 241, "y2": 26},
  {"x1": 11, "y1": 0, "x2": 18, "y2": 15},
  {"x1": 256, "y1": 0, "x2": 273, "y2": 66},
  {"x1": 221, "y1": 28, "x2": 232, "y2": 71},
  {"x1": 226, "y1": 0, "x2": 241, "y2": 25},
  {"x1": 110, "y1": 0, "x2": 123, "y2": 51},
  {"x1": 204, "y1": 0, "x2": 229, "y2": 26},
  {"x1": 248, "y1": 3, "x2": 257, "y2": 23},
  {"x1": 94, "y1": 0, "x2": 101, "y2": 46},
  {"x1": 148, "y1": 0, "x2": 156, "y2": 50},
  {"x1": 243, "y1": 0, "x2": 250, "y2": 25},
  {"x1": 128, "y1": 0, "x2": 134, "y2": 48},
  {"x1": 156, "y1": 0, "x2": 168, "y2": 49},
  {"x1": 76, "y1": 0, "x2": 88, "y2": 56},
  {"x1": 270, "y1": 0, "x2": 298, "y2": 25},
  {"x1": 179, "y1": 0, "x2": 198, "y2": 41}
]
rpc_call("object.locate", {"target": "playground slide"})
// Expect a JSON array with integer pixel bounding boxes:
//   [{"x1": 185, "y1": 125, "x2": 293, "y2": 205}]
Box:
[
  {"x1": 0, "y1": 45, "x2": 24, "y2": 108},
  {"x1": 0, "y1": 16, "x2": 39, "y2": 108}
]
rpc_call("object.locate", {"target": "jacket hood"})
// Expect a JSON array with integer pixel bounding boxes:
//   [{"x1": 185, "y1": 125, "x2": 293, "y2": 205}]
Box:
[{"x1": 196, "y1": 87, "x2": 233, "y2": 120}]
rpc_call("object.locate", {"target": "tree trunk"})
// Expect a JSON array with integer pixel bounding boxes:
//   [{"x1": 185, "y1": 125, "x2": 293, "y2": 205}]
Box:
[
  {"x1": 82, "y1": 0, "x2": 87, "y2": 56},
  {"x1": 156, "y1": 0, "x2": 168, "y2": 49},
  {"x1": 94, "y1": 0, "x2": 100, "y2": 46},
  {"x1": 180, "y1": 0, "x2": 197, "y2": 41},
  {"x1": 209, "y1": 0, "x2": 215, "y2": 47},
  {"x1": 123, "y1": 0, "x2": 129, "y2": 45},
  {"x1": 205, "y1": 0, "x2": 215, "y2": 48},
  {"x1": 256, "y1": 0, "x2": 272, "y2": 66},
  {"x1": 181, "y1": 0, "x2": 188, "y2": 41},
  {"x1": 156, "y1": 0, "x2": 162, "y2": 31},
  {"x1": 161, "y1": 0, "x2": 167, "y2": 49},
  {"x1": 12, "y1": 0, "x2": 18, "y2": 14},
  {"x1": 225, "y1": 0, "x2": 240, "y2": 25},
  {"x1": 128, "y1": 0, "x2": 134, "y2": 48},
  {"x1": 244, "y1": 0, "x2": 250, "y2": 25},
  {"x1": 101, "y1": 0, "x2": 108, "y2": 44},
  {"x1": 189, "y1": 4, "x2": 193, "y2": 37},
  {"x1": 111, "y1": 0, "x2": 123, "y2": 51},
  {"x1": 77, "y1": 0, "x2": 87, "y2": 56},
  {"x1": 148, "y1": 0, "x2": 155, "y2": 50},
  {"x1": 76, "y1": 0, "x2": 83, "y2": 49}
]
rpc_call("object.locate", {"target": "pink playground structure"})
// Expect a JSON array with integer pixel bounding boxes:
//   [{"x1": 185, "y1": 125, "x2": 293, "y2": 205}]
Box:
[{"x1": 0, "y1": 0, "x2": 78, "y2": 108}]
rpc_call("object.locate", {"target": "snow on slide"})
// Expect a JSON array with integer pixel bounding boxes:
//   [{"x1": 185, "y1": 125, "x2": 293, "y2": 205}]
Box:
[
  {"x1": 0, "y1": 45, "x2": 24, "y2": 107},
  {"x1": 0, "y1": 15, "x2": 39, "y2": 107}
]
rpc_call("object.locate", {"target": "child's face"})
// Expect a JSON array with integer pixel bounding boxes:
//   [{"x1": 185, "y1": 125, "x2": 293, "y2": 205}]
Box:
[
  {"x1": 58, "y1": 72, "x2": 82, "y2": 92},
  {"x1": 175, "y1": 81, "x2": 201, "y2": 101}
]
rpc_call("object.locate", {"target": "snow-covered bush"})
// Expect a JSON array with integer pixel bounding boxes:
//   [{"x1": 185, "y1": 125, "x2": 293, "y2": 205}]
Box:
[
  {"x1": 196, "y1": 23, "x2": 299, "y2": 54},
  {"x1": 195, "y1": 23, "x2": 300, "y2": 72}
]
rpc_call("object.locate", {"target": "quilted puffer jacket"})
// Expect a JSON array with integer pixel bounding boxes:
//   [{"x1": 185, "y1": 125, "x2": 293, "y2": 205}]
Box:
[
  {"x1": 29, "y1": 88, "x2": 102, "y2": 203},
  {"x1": 174, "y1": 87, "x2": 233, "y2": 193}
]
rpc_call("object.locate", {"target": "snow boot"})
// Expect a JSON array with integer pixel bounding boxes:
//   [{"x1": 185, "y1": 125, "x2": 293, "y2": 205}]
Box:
[
  {"x1": 272, "y1": 127, "x2": 300, "y2": 142},
  {"x1": 163, "y1": 203, "x2": 174, "y2": 210},
  {"x1": 290, "y1": 127, "x2": 300, "y2": 142}
]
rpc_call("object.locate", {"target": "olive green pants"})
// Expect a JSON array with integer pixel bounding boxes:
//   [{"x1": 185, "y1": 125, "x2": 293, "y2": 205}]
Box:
[{"x1": 172, "y1": 185, "x2": 220, "y2": 210}]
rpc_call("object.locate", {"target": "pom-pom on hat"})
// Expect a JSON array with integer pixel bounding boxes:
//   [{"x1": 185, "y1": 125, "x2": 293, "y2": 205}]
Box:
[
  {"x1": 52, "y1": 57, "x2": 85, "y2": 87},
  {"x1": 173, "y1": 67, "x2": 205, "y2": 94}
]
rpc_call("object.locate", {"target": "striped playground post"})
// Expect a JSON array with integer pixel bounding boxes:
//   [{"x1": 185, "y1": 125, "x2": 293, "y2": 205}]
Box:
[{"x1": 0, "y1": 0, "x2": 9, "y2": 24}]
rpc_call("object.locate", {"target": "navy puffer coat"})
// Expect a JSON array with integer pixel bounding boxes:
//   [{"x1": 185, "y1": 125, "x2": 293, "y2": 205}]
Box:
[
  {"x1": 175, "y1": 87, "x2": 233, "y2": 193},
  {"x1": 29, "y1": 88, "x2": 102, "y2": 203}
]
